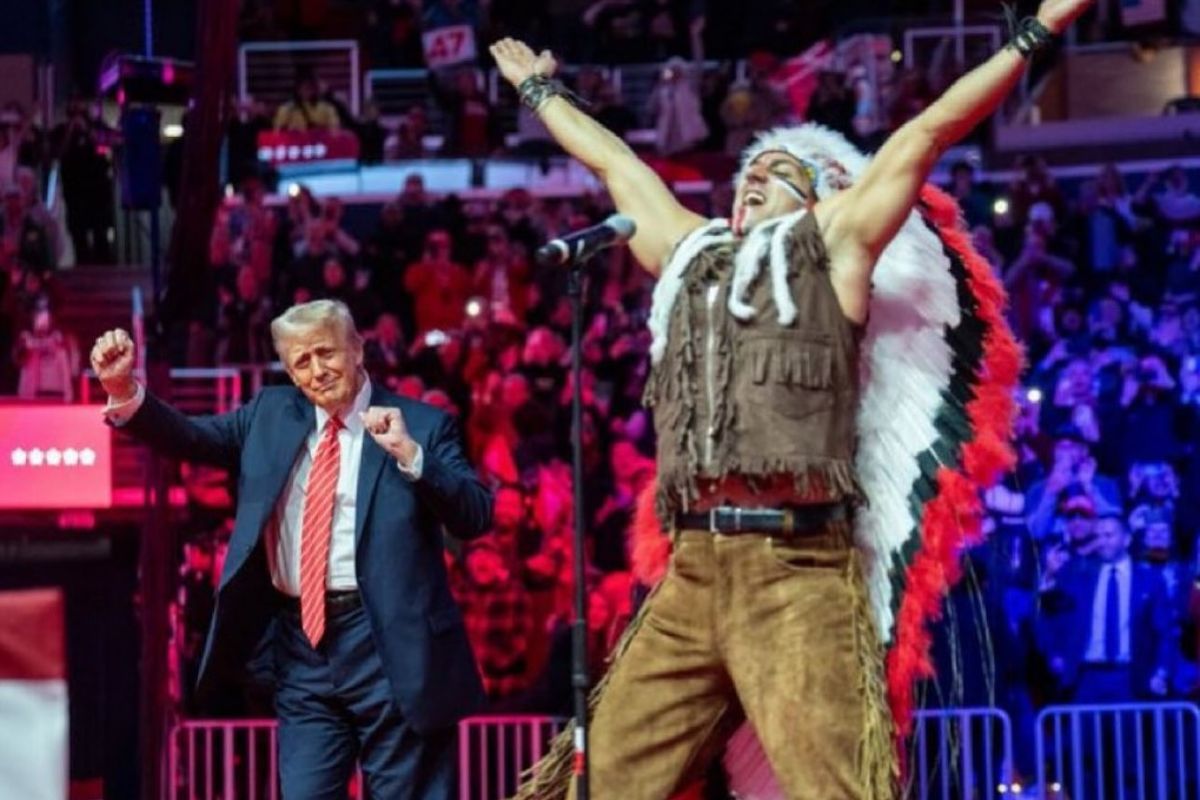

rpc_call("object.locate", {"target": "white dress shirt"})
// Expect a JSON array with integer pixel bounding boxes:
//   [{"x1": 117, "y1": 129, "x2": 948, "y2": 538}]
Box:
[
  {"x1": 1085, "y1": 556, "x2": 1132, "y2": 664},
  {"x1": 105, "y1": 378, "x2": 424, "y2": 596}
]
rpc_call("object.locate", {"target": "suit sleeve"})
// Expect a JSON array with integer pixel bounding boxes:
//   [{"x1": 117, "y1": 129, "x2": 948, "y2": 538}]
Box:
[
  {"x1": 416, "y1": 412, "x2": 493, "y2": 541},
  {"x1": 1148, "y1": 571, "x2": 1177, "y2": 680},
  {"x1": 120, "y1": 389, "x2": 262, "y2": 471}
]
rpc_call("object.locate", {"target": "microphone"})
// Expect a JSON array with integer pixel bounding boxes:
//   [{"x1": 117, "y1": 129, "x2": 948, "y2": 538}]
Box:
[{"x1": 536, "y1": 214, "x2": 637, "y2": 267}]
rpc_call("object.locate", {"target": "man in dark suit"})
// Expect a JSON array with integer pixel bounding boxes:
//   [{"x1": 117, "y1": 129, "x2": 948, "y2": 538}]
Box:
[
  {"x1": 1038, "y1": 512, "x2": 1174, "y2": 796},
  {"x1": 89, "y1": 299, "x2": 491, "y2": 799},
  {"x1": 1040, "y1": 512, "x2": 1173, "y2": 703}
]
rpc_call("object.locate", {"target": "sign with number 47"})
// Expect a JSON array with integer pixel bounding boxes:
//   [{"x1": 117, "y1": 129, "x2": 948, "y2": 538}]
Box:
[{"x1": 423, "y1": 24, "x2": 477, "y2": 69}]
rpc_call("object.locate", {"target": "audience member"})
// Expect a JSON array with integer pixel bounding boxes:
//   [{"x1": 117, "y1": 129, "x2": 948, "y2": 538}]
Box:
[
  {"x1": 272, "y1": 69, "x2": 340, "y2": 132},
  {"x1": 0, "y1": 182, "x2": 54, "y2": 275},
  {"x1": 645, "y1": 57, "x2": 708, "y2": 156},
  {"x1": 404, "y1": 228, "x2": 473, "y2": 336},
  {"x1": 13, "y1": 300, "x2": 74, "y2": 401},
  {"x1": 451, "y1": 535, "x2": 533, "y2": 700},
  {"x1": 53, "y1": 99, "x2": 114, "y2": 264}
]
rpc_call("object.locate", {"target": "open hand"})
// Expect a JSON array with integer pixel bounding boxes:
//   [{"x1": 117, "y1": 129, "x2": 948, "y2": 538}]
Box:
[
  {"x1": 1037, "y1": 0, "x2": 1097, "y2": 35},
  {"x1": 489, "y1": 38, "x2": 558, "y2": 89},
  {"x1": 89, "y1": 328, "x2": 138, "y2": 402}
]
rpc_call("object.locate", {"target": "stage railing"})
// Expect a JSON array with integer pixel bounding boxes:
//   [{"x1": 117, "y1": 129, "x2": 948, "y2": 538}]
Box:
[
  {"x1": 165, "y1": 719, "x2": 365, "y2": 800},
  {"x1": 164, "y1": 715, "x2": 565, "y2": 800},
  {"x1": 238, "y1": 40, "x2": 361, "y2": 117},
  {"x1": 168, "y1": 710, "x2": 1026, "y2": 798},
  {"x1": 166, "y1": 719, "x2": 280, "y2": 800},
  {"x1": 457, "y1": 715, "x2": 568, "y2": 800},
  {"x1": 1035, "y1": 702, "x2": 1200, "y2": 800},
  {"x1": 909, "y1": 707, "x2": 1016, "y2": 800},
  {"x1": 79, "y1": 367, "x2": 243, "y2": 415}
]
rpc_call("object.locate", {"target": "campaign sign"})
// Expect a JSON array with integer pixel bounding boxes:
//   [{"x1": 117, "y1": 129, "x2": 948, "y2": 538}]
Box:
[
  {"x1": 0, "y1": 405, "x2": 112, "y2": 509},
  {"x1": 423, "y1": 24, "x2": 477, "y2": 69}
]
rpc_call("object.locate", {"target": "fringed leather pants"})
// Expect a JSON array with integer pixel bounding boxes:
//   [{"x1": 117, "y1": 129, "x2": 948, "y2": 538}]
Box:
[{"x1": 570, "y1": 521, "x2": 896, "y2": 800}]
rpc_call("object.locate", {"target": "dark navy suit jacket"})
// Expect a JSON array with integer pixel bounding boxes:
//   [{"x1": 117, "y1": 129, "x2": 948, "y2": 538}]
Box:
[
  {"x1": 1039, "y1": 558, "x2": 1173, "y2": 697},
  {"x1": 124, "y1": 383, "x2": 491, "y2": 732}
]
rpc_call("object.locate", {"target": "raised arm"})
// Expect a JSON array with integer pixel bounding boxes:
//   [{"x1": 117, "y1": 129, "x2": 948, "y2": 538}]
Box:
[
  {"x1": 825, "y1": 0, "x2": 1095, "y2": 270},
  {"x1": 490, "y1": 39, "x2": 705, "y2": 274},
  {"x1": 90, "y1": 327, "x2": 255, "y2": 470}
]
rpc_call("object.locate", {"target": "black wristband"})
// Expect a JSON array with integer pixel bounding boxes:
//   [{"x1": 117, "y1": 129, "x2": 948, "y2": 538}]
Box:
[
  {"x1": 1005, "y1": 11, "x2": 1055, "y2": 58},
  {"x1": 517, "y1": 75, "x2": 568, "y2": 112}
]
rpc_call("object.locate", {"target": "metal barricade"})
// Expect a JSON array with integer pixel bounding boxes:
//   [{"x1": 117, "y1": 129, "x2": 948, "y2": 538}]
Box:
[
  {"x1": 364, "y1": 67, "x2": 440, "y2": 125},
  {"x1": 239, "y1": 40, "x2": 361, "y2": 116},
  {"x1": 242, "y1": 362, "x2": 289, "y2": 399},
  {"x1": 909, "y1": 707, "x2": 1016, "y2": 800},
  {"x1": 457, "y1": 715, "x2": 568, "y2": 800},
  {"x1": 166, "y1": 719, "x2": 279, "y2": 800},
  {"x1": 165, "y1": 719, "x2": 367, "y2": 799},
  {"x1": 80, "y1": 367, "x2": 243, "y2": 414},
  {"x1": 902, "y1": 24, "x2": 1002, "y2": 74},
  {"x1": 1036, "y1": 702, "x2": 1200, "y2": 800},
  {"x1": 165, "y1": 709, "x2": 1023, "y2": 797}
]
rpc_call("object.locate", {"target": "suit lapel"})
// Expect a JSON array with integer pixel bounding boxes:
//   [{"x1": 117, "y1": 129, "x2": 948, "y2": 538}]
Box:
[
  {"x1": 355, "y1": 384, "x2": 390, "y2": 545},
  {"x1": 271, "y1": 392, "x2": 315, "y2": 501},
  {"x1": 224, "y1": 391, "x2": 312, "y2": 580}
]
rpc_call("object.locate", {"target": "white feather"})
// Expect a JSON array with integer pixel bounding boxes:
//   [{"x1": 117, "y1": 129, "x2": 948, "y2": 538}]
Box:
[
  {"x1": 717, "y1": 126, "x2": 967, "y2": 799},
  {"x1": 729, "y1": 219, "x2": 775, "y2": 320},
  {"x1": 853, "y1": 210, "x2": 959, "y2": 642},
  {"x1": 648, "y1": 220, "x2": 733, "y2": 363},
  {"x1": 768, "y1": 210, "x2": 803, "y2": 325}
]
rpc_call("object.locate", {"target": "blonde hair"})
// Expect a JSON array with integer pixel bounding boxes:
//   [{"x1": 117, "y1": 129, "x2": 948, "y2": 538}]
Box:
[{"x1": 270, "y1": 299, "x2": 363, "y2": 358}]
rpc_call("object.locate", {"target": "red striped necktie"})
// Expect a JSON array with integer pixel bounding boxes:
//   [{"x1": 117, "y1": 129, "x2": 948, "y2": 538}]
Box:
[{"x1": 299, "y1": 415, "x2": 344, "y2": 647}]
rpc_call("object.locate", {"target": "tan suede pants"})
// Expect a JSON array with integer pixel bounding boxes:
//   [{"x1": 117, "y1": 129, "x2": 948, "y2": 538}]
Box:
[{"x1": 570, "y1": 522, "x2": 895, "y2": 800}]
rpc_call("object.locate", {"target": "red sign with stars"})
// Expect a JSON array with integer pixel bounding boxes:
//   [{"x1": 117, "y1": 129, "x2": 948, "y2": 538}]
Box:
[{"x1": 0, "y1": 406, "x2": 112, "y2": 509}]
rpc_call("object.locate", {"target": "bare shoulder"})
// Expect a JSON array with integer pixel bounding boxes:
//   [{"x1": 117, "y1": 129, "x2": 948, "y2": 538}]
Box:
[{"x1": 643, "y1": 213, "x2": 718, "y2": 276}]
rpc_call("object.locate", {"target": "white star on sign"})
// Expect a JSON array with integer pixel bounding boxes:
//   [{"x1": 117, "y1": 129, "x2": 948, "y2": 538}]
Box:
[
  {"x1": 11, "y1": 448, "x2": 27, "y2": 466},
  {"x1": 63, "y1": 449, "x2": 79, "y2": 466},
  {"x1": 29, "y1": 448, "x2": 45, "y2": 466},
  {"x1": 46, "y1": 449, "x2": 62, "y2": 466},
  {"x1": 80, "y1": 448, "x2": 97, "y2": 466}
]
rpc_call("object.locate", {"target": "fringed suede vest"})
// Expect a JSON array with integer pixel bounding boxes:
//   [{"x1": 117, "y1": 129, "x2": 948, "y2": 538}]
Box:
[{"x1": 644, "y1": 212, "x2": 863, "y2": 522}]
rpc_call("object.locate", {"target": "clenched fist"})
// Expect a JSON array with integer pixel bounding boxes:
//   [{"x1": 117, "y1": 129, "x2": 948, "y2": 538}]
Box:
[
  {"x1": 89, "y1": 328, "x2": 138, "y2": 403},
  {"x1": 360, "y1": 406, "x2": 420, "y2": 467}
]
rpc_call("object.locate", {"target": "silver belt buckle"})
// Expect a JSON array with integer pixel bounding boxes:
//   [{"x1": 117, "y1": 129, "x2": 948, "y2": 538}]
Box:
[{"x1": 710, "y1": 506, "x2": 742, "y2": 533}]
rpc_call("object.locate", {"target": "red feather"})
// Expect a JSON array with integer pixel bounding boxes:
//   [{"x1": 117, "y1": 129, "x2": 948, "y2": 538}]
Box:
[
  {"x1": 619, "y1": 185, "x2": 1023, "y2": 776},
  {"x1": 886, "y1": 186, "x2": 1022, "y2": 756},
  {"x1": 629, "y1": 479, "x2": 671, "y2": 586}
]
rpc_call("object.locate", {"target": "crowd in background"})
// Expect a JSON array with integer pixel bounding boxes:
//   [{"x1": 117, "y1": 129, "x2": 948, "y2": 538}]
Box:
[
  {"x1": 168, "y1": 142, "x2": 1200, "y2": 779},
  {"x1": 0, "y1": 6, "x2": 1198, "y2": 787},
  {"x1": 239, "y1": 0, "x2": 1200, "y2": 67},
  {"x1": 0, "y1": 98, "x2": 116, "y2": 399}
]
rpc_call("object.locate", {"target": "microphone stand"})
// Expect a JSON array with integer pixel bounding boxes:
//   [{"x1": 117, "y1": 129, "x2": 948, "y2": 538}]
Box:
[{"x1": 566, "y1": 254, "x2": 591, "y2": 800}]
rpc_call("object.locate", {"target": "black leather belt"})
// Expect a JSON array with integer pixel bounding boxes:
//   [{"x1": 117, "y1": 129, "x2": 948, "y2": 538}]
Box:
[
  {"x1": 674, "y1": 503, "x2": 847, "y2": 536},
  {"x1": 278, "y1": 590, "x2": 362, "y2": 615}
]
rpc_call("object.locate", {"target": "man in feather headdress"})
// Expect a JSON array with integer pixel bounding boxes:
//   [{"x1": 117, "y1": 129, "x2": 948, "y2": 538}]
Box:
[{"x1": 491, "y1": 2, "x2": 1093, "y2": 797}]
